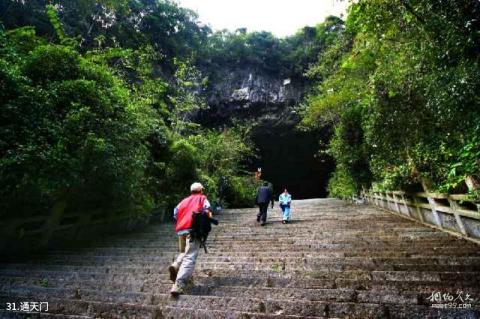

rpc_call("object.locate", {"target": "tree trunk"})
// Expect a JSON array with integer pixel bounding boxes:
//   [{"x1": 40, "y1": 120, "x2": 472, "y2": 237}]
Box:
[{"x1": 465, "y1": 175, "x2": 479, "y2": 192}]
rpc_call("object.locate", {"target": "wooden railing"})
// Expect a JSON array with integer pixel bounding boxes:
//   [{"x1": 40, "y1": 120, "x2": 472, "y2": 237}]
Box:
[{"x1": 365, "y1": 191, "x2": 480, "y2": 244}]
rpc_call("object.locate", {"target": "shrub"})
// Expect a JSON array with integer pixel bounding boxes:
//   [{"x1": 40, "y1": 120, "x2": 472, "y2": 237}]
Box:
[{"x1": 0, "y1": 36, "x2": 152, "y2": 219}]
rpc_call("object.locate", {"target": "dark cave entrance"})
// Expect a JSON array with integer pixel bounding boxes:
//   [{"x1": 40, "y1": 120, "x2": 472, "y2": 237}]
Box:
[
  {"x1": 198, "y1": 101, "x2": 335, "y2": 200},
  {"x1": 250, "y1": 123, "x2": 334, "y2": 199}
]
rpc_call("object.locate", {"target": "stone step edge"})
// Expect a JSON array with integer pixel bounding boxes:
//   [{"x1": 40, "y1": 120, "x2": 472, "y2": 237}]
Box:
[
  {"x1": 161, "y1": 305, "x2": 333, "y2": 319},
  {"x1": 0, "y1": 294, "x2": 443, "y2": 317},
  {"x1": 0, "y1": 288, "x2": 433, "y2": 308}
]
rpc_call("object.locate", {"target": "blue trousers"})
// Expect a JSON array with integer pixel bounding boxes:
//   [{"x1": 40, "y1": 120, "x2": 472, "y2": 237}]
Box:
[{"x1": 280, "y1": 204, "x2": 291, "y2": 221}]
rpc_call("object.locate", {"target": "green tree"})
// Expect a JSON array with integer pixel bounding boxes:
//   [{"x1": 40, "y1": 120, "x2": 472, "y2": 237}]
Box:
[
  {"x1": 0, "y1": 27, "x2": 152, "y2": 218},
  {"x1": 303, "y1": 0, "x2": 480, "y2": 196}
]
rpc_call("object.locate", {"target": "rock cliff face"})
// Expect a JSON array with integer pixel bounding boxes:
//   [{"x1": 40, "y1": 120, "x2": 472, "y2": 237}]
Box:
[
  {"x1": 202, "y1": 67, "x2": 306, "y2": 122},
  {"x1": 200, "y1": 67, "x2": 334, "y2": 199}
]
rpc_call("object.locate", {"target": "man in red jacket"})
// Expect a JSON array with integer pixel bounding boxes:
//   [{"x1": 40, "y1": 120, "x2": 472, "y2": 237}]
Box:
[{"x1": 169, "y1": 182, "x2": 212, "y2": 296}]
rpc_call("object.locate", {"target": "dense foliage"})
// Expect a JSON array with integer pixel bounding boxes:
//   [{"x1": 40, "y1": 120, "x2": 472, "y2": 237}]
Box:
[
  {"x1": 5, "y1": 0, "x2": 477, "y2": 221},
  {"x1": 201, "y1": 16, "x2": 344, "y2": 79},
  {"x1": 1, "y1": 1, "x2": 344, "y2": 79},
  {"x1": 303, "y1": 0, "x2": 480, "y2": 198},
  {"x1": 0, "y1": 0, "x2": 351, "y2": 223},
  {"x1": 0, "y1": 2, "x2": 261, "y2": 222},
  {"x1": 0, "y1": 27, "x2": 153, "y2": 218},
  {"x1": 0, "y1": 0, "x2": 209, "y2": 72}
]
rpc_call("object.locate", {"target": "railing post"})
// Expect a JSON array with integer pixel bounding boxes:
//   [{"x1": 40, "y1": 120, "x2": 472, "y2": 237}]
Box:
[
  {"x1": 447, "y1": 197, "x2": 468, "y2": 236},
  {"x1": 392, "y1": 192, "x2": 401, "y2": 214},
  {"x1": 427, "y1": 195, "x2": 442, "y2": 228},
  {"x1": 412, "y1": 194, "x2": 424, "y2": 223},
  {"x1": 382, "y1": 192, "x2": 388, "y2": 209},
  {"x1": 400, "y1": 193, "x2": 412, "y2": 217}
]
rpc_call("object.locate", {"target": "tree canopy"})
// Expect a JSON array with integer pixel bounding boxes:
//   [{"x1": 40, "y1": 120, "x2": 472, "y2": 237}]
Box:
[
  {"x1": 0, "y1": 1, "x2": 265, "y2": 221},
  {"x1": 2, "y1": 0, "x2": 479, "y2": 226},
  {"x1": 302, "y1": 0, "x2": 480, "y2": 198}
]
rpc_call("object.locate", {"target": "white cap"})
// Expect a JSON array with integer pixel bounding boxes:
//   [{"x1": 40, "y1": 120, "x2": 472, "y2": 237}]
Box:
[{"x1": 190, "y1": 182, "x2": 204, "y2": 192}]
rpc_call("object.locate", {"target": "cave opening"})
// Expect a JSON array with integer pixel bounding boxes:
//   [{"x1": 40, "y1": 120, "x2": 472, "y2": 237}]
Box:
[
  {"x1": 198, "y1": 91, "x2": 335, "y2": 200},
  {"x1": 250, "y1": 123, "x2": 334, "y2": 199}
]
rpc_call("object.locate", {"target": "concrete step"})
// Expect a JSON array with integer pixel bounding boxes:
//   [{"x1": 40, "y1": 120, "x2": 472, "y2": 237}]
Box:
[
  {"x1": 26, "y1": 242, "x2": 479, "y2": 259},
  {"x1": 0, "y1": 313, "x2": 93, "y2": 319},
  {"x1": 1, "y1": 262, "x2": 478, "y2": 285},
  {"x1": 160, "y1": 306, "x2": 331, "y2": 319},
  {"x1": 1, "y1": 293, "x2": 477, "y2": 319},
  {"x1": 4, "y1": 270, "x2": 480, "y2": 300},
  {"x1": 0, "y1": 198, "x2": 478, "y2": 318},
  {"x1": 3, "y1": 257, "x2": 480, "y2": 273},
  {"x1": 0, "y1": 283, "x2": 426, "y2": 306}
]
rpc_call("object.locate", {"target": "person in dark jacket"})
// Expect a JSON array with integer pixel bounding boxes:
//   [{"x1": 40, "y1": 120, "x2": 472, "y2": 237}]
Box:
[{"x1": 255, "y1": 182, "x2": 274, "y2": 226}]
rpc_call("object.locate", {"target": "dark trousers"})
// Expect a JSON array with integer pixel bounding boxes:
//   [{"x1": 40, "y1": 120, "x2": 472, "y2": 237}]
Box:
[{"x1": 257, "y1": 203, "x2": 269, "y2": 222}]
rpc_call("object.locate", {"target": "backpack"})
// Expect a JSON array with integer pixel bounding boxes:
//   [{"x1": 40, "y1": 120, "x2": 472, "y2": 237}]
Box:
[{"x1": 190, "y1": 210, "x2": 218, "y2": 253}]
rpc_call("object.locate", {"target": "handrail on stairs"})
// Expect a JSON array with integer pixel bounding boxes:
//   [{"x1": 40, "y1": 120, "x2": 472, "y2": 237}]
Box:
[{"x1": 364, "y1": 190, "x2": 480, "y2": 244}]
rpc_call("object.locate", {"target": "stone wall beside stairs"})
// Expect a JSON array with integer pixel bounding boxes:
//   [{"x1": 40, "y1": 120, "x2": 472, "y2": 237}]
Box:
[{"x1": 0, "y1": 205, "x2": 167, "y2": 259}]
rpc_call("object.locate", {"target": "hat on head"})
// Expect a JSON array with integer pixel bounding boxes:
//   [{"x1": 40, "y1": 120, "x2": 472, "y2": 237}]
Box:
[{"x1": 190, "y1": 182, "x2": 204, "y2": 192}]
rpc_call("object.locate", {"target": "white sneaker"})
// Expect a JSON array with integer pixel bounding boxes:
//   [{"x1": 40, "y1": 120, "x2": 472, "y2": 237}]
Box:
[{"x1": 170, "y1": 283, "x2": 184, "y2": 296}]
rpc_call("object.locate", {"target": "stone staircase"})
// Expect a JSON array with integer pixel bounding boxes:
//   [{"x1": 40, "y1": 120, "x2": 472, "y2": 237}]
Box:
[{"x1": 0, "y1": 198, "x2": 479, "y2": 318}]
